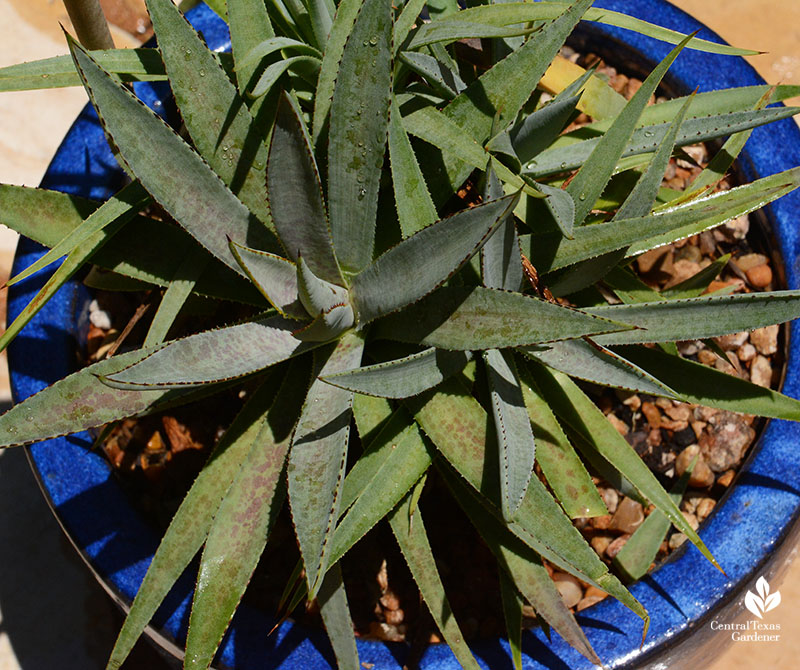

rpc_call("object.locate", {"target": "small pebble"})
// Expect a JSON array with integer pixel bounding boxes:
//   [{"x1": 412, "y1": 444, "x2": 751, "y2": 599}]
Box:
[
  {"x1": 717, "y1": 470, "x2": 735, "y2": 487},
  {"x1": 380, "y1": 592, "x2": 400, "y2": 611},
  {"x1": 734, "y1": 253, "x2": 769, "y2": 272},
  {"x1": 609, "y1": 497, "x2": 645, "y2": 534},
  {"x1": 641, "y1": 402, "x2": 662, "y2": 429},
  {"x1": 590, "y1": 534, "x2": 613, "y2": 556},
  {"x1": 691, "y1": 421, "x2": 707, "y2": 439},
  {"x1": 384, "y1": 608, "x2": 404, "y2": 625},
  {"x1": 606, "y1": 413, "x2": 629, "y2": 435},
  {"x1": 605, "y1": 534, "x2": 631, "y2": 559},
  {"x1": 717, "y1": 331, "x2": 749, "y2": 351},
  {"x1": 679, "y1": 341, "x2": 700, "y2": 356},
  {"x1": 697, "y1": 349, "x2": 717, "y2": 366},
  {"x1": 553, "y1": 573, "x2": 583, "y2": 609},
  {"x1": 723, "y1": 216, "x2": 750, "y2": 240},
  {"x1": 590, "y1": 515, "x2": 612, "y2": 530},
  {"x1": 682, "y1": 511, "x2": 699, "y2": 531},
  {"x1": 598, "y1": 487, "x2": 619, "y2": 514},
  {"x1": 675, "y1": 445, "x2": 715, "y2": 488},
  {"x1": 577, "y1": 595, "x2": 606, "y2": 611},
  {"x1": 664, "y1": 259, "x2": 701, "y2": 288},
  {"x1": 746, "y1": 264, "x2": 772, "y2": 288},
  {"x1": 737, "y1": 343, "x2": 757, "y2": 362},
  {"x1": 696, "y1": 498, "x2": 716, "y2": 521},
  {"x1": 699, "y1": 411, "x2": 756, "y2": 471},
  {"x1": 669, "y1": 533, "x2": 688, "y2": 550},
  {"x1": 623, "y1": 394, "x2": 642, "y2": 411},
  {"x1": 665, "y1": 403, "x2": 692, "y2": 422},
  {"x1": 750, "y1": 354, "x2": 772, "y2": 388},
  {"x1": 89, "y1": 307, "x2": 113, "y2": 331},
  {"x1": 750, "y1": 324, "x2": 779, "y2": 355}
]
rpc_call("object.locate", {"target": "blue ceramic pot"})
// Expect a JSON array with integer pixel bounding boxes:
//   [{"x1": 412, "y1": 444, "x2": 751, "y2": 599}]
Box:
[{"x1": 8, "y1": 2, "x2": 800, "y2": 668}]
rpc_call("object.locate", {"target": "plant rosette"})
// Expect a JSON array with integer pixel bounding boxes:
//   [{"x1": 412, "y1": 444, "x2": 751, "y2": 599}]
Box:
[{"x1": 5, "y1": 0, "x2": 800, "y2": 669}]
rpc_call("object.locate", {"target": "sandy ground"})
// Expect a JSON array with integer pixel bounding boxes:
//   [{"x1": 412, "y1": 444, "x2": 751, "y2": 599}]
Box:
[{"x1": 0, "y1": 0, "x2": 799, "y2": 668}]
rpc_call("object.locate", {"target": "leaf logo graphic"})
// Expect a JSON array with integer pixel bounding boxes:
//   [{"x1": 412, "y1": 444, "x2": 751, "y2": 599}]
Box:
[{"x1": 744, "y1": 576, "x2": 781, "y2": 619}]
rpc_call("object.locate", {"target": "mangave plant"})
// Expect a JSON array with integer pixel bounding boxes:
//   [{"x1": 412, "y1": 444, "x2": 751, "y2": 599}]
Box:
[{"x1": 2, "y1": 0, "x2": 800, "y2": 667}]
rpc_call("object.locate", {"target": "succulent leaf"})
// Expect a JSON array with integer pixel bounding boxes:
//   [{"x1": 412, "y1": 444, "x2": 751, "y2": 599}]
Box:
[
  {"x1": 442, "y1": 465, "x2": 600, "y2": 664},
  {"x1": 103, "y1": 314, "x2": 322, "y2": 389},
  {"x1": 105, "y1": 377, "x2": 281, "y2": 669},
  {"x1": 387, "y1": 96, "x2": 439, "y2": 238},
  {"x1": 146, "y1": 0, "x2": 273, "y2": 226},
  {"x1": 660, "y1": 253, "x2": 731, "y2": 299},
  {"x1": 328, "y1": 406, "x2": 432, "y2": 566},
  {"x1": 586, "y1": 291, "x2": 800, "y2": 345},
  {"x1": 143, "y1": 245, "x2": 210, "y2": 346},
  {"x1": 185, "y1": 361, "x2": 307, "y2": 669},
  {"x1": 0, "y1": 185, "x2": 263, "y2": 305},
  {"x1": 404, "y1": 20, "x2": 539, "y2": 50},
  {"x1": 517, "y1": 363, "x2": 608, "y2": 518},
  {"x1": 527, "y1": 106, "x2": 800, "y2": 178},
  {"x1": 68, "y1": 36, "x2": 278, "y2": 276},
  {"x1": 227, "y1": 0, "x2": 276, "y2": 108},
  {"x1": 398, "y1": 51, "x2": 466, "y2": 99},
  {"x1": 499, "y1": 570, "x2": 524, "y2": 670},
  {"x1": 250, "y1": 56, "x2": 321, "y2": 98},
  {"x1": 350, "y1": 192, "x2": 520, "y2": 324},
  {"x1": 229, "y1": 241, "x2": 307, "y2": 318},
  {"x1": 0, "y1": 48, "x2": 171, "y2": 91},
  {"x1": 6, "y1": 180, "x2": 150, "y2": 289},
  {"x1": 374, "y1": 285, "x2": 632, "y2": 350},
  {"x1": 407, "y1": 380, "x2": 649, "y2": 624},
  {"x1": 288, "y1": 332, "x2": 364, "y2": 596},
  {"x1": 529, "y1": 363, "x2": 721, "y2": 571},
  {"x1": 292, "y1": 303, "x2": 355, "y2": 342},
  {"x1": 522, "y1": 339, "x2": 679, "y2": 398},
  {"x1": 418, "y1": 2, "x2": 758, "y2": 57},
  {"x1": 322, "y1": 348, "x2": 472, "y2": 398},
  {"x1": 565, "y1": 34, "x2": 692, "y2": 226},
  {"x1": 481, "y1": 166, "x2": 523, "y2": 291},
  {"x1": 317, "y1": 564, "x2": 360, "y2": 670},
  {"x1": 387, "y1": 493, "x2": 482, "y2": 670},
  {"x1": 619, "y1": 345, "x2": 800, "y2": 420},
  {"x1": 484, "y1": 348, "x2": 536, "y2": 520},
  {"x1": 613, "y1": 458, "x2": 694, "y2": 582},
  {"x1": 268, "y1": 93, "x2": 342, "y2": 284},
  {"x1": 525, "y1": 166, "x2": 800, "y2": 272},
  {"x1": 327, "y1": 0, "x2": 393, "y2": 275},
  {"x1": 296, "y1": 254, "x2": 350, "y2": 317}
]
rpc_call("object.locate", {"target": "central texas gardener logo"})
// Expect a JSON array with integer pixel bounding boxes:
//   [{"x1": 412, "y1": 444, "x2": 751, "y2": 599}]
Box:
[{"x1": 744, "y1": 576, "x2": 781, "y2": 619}]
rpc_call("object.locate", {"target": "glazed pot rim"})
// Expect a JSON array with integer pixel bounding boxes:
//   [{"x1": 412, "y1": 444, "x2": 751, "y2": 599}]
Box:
[{"x1": 8, "y1": 1, "x2": 800, "y2": 668}]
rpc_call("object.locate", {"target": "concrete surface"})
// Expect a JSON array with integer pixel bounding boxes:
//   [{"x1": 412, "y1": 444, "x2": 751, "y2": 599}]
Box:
[{"x1": 0, "y1": 1, "x2": 798, "y2": 668}]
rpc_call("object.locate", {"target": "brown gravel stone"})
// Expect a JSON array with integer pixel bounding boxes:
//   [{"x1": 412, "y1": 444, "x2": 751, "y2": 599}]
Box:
[
  {"x1": 599, "y1": 487, "x2": 619, "y2": 514},
  {"x1": 606, "y1": 412, "x2": 629, "y2": 435},
  {"x1": 605, "y1": 534, "x2": 631, "y2": 559},
  {"x1": 697, "y1": 349, "x2": 717, "y2": 366},
  {"x1": 661, "y1": 418, "x2": 689, "y2": 432},
  {"x1": 664, "y1": 259, "x2": 701, "y2": 288},
  {"x1": 590, "y1": 534, "x2": 613, "y2": 556},
  {"x1": 665, "y1": 403, "x2": 692, "y2": 422},
  {"x1": 552, "y1": 573, "x2": 583, "y2": 608},
  {"x1": 691, "y1": 421, "x2": 707, "y2": 439},
  {"x1": 669, "y1": 533, "x2": 688, "y2": 550},
  {"x1": 609, "y1": 497, "x2": 645, "y2": 534},
  {"x1": 577, "y1": 596, "x2": 606, "y2": 611},
  {"x1": 717, "y1": 331, "x2": 749, "y2": 351},
  {"x1": 682, "y1": 511, "x2": 699, "y2": 531},
  {"x1": 675, "y1": 445, "x2": 715, "y2": 488},
  {"x1": 750, "y1": 354, "x2": 773, "y2": 388},
  {"x1": 699, "y1": 411, "x2": 756, "y2": 471},
  {"x1": 641, "y1": 401, "x2": 662, "y2": 428},
  {"x1": 380, "y1": 592, "x2": 400, "y2": 611},
  {"x1": 384, "y1": 609, "x2": 404, "y2": 625},
  {"x1": 591, "y1": 515, "x2": 613, "y2": 530},
  {"x1": 584, "y1": 586, "x2": 608, "y2": 600},
  {"x1": 737, "y1": 343, "x2": 757, "y2": 362},
  {"x1": 623, "y1": 394, "x2": 642, "y2": 411},
  {"x1": 750, "y1": 324, "x2": 779, "y2": 355},
  {"x1": 746, "y1": 264, "x2": 773, "y2": 288},
  {"x1": 696, "y1": 498, "x2": 716, "y2": 521},
  {"x1": 734, "y1": 253, "x2": 770, "y2": 272},
  {"x1": 717, "y1": 470, "x2": 735, "y2": 487}
]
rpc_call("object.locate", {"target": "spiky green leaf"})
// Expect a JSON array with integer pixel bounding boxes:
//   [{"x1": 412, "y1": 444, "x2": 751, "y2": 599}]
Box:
[
  {"x1": 103, "y1": 314, "x2": 321, "y2": 389},
  {"x1": 322, "y1": 348, "x2": 472, "y2": 398},
  {"x1": 288, "y1": 332, "x2": 364, "y2": 596},
  {"x1": 147, "y1": 0, "x2": 272, "y2": 225},
  {"x1": 327, "y1": 0, "x2": 392, "y2": 275},
  {"x1": 268, "y1": 94, "x2": 342, "y2": 284},
  {"x1": 317, "y1": 564, "x2": 360, "y2": 670},
  {"x1": 350, "y1": 193, "x2": 520, "y2": 324},
  {"x1": 68, "y1": 37, "x2": 276, "y2": 275},
  {"x1": 185, "y1": 362, "x2": 306, "y2": 669},
  {"x1": 374, "y1": 285, "x2": 631, "y2": 350},
  {"x1": 229, "y1": 242, "x2": 306, "y2": 318}
]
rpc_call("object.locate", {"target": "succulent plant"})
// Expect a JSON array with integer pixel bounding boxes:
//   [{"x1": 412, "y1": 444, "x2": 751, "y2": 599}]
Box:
[{"x1": 3, "y1": 0, "x2": 800, "y2": 667}]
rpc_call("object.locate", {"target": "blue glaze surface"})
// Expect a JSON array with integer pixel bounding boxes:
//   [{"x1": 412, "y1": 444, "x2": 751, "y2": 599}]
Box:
[{"x1": 7, "y1": 2, "x2": 800, "y2": 668}]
